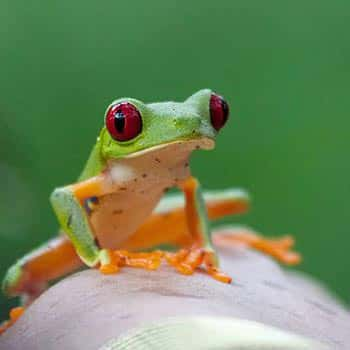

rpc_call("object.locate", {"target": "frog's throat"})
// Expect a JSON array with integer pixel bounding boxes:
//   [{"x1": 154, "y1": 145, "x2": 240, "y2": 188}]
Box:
[{"x1": 123, "y1": 137, "x2": 215, "y2": 159}]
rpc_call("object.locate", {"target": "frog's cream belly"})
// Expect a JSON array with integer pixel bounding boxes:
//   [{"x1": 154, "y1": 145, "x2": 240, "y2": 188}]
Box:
[
  {"x1": 90, "y1": 187, "x2": 165, "y2": 249},
  {"x1": 88, "y1": 138, "x2": 214, "y2": 249}
]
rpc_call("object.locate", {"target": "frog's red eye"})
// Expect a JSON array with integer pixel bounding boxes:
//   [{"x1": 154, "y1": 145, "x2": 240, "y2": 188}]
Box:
[
  {"x1": 105, "y1": 102, "x2": 142, "y2": 142},
  {"x1": 209, "y1": 93, "x2": 229, "y2": 131}
]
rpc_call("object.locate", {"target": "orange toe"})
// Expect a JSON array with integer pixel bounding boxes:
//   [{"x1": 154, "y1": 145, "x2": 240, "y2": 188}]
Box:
[
  {"x1": 114, "y1": 250, "x2": 163, "y2": 271},
  {"x1": 124, "y1": 257, "x2": 162, "y2": 270},
  {"x1": 0, "y1": 306, "x2": 26, "y2": 336},
  {"x1": 165, "y1": 246, "x2": 232, "y2": 283},
  {"x1": 99, "y1": 263, "x2": 119, "y2": 274},
  {"x1": 207, "y1": 267, "x2": 232, "y2": 284},
  {"x1": 0, "y1": 321, "x2": 10, "y2": 335},
  {"x1": 214, "y1": 229, "x2": 301, "y2": 266},
  {"x1": 9, "y1": 307, "x2": 25, "y2": 322}
]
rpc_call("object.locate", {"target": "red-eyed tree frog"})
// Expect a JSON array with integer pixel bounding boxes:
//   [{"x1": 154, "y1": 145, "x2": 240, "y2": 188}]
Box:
[{"x1": 1, "y1": 89, "x2": 300, "y2": 333}]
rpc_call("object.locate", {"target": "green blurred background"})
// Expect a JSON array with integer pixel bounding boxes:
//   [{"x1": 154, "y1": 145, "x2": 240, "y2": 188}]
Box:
[{"x1": 0, "y1": 1, "x2": 349, "y2": 317}]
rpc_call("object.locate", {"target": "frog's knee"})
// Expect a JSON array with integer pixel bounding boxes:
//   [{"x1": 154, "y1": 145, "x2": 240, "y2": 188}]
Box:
[
  {"x1": 2, "y1": 263, "x2": 25, "y2": 297},
  {"x1": 50, "y1": 187, "x2": 75, "y2": 223},
  {"x1": 50, "y1": 187, "x2": 71, "y2": 207}
]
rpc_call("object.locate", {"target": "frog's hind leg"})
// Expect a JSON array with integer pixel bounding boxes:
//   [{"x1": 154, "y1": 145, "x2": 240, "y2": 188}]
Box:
[
  {"x1": 213, "y1": 226, "x2": 301, "y2": 265},
  {"x1": 116, "y1": 187, "x2": 250, "y2": 280},
  {"x1": 2, "y1": 235, "x2": 83, "y2": 302},
  {"x1": 122, "y1": 188, "x2": 250, "y2": 251},
  {"x1": 1, "y1": 235, "x2": 82, "y2": 334}
]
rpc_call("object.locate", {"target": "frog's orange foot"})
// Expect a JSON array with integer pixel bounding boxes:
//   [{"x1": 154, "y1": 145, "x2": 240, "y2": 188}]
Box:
[
  {"x1": 99, "y1": 250, "x2": 164, "y2": 275},
  {"x1": 213, "y1": 228, "x2": 301, "y2": 265},
  {"x1": 165, "y1": 246, "x2": 232, "y2": 284},
  {"x1": 0, "y1": 306, "x2": 25, "y2": 335}
]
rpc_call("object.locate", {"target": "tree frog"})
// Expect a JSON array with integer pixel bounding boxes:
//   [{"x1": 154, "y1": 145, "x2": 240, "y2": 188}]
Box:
[{"x1": 1, "y1": 89, "x2": 300, "y2": 332}]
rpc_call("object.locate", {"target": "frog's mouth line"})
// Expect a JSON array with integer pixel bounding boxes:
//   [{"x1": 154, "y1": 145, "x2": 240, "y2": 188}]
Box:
[{"x1": 124, "y1": 137, "x2": 215, "y2": 159}]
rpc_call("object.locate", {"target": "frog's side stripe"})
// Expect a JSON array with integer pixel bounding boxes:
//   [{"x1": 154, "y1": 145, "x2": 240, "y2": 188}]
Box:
[{"x1": 99, "y1": 316, "x2": 328, "y2": 350}]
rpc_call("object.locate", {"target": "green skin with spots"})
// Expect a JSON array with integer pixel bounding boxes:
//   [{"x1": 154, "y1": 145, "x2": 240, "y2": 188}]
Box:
[{"x1": 2, "y1": 89, "x2": 239, "y2": 298}]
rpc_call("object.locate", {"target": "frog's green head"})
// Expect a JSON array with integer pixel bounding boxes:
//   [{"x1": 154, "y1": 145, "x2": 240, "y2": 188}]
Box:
[{"x1": 99, "y1": 89, "x2": 229, "y2": 159}]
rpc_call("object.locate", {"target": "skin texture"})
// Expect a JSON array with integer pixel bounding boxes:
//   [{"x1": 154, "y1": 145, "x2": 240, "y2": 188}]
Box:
[{"x1": 0, "y1": 245, "x2": 349, "y2": 350}]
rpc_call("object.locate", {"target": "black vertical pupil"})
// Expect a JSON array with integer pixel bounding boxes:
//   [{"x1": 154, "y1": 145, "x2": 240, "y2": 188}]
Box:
[
  {"x1": 221, "y1": 98, "x2": 229, "y2": 123},
  {"x1": 114, "y1": 111, "x2": 125, "y2": 133}
]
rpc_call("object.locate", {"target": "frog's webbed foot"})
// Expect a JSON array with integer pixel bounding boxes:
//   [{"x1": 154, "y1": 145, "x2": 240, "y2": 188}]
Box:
[
  {"x1": 98, "y1": 249, "x2": 164, "y2": 275},
  {"x1": 213, "y1": 227, "x2": 301, "y2": 265},
  {"x1": 0, "y1": 307, "x2": 25, "y2": 335},
  {"x1": 165, "y1": 245, "x2": 232, "y2": 284}
]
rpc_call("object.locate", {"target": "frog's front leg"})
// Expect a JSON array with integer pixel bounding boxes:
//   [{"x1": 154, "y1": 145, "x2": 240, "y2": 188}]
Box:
[
  {"x1": 51, "y1": 175, "x2": 163, "y2": 274},
  {"x1": 166, "y1": 177, "x2": 232, "y2": 283},
  {"x1": 51, "y1": 175, "x2": 117, "y2": 272}
]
